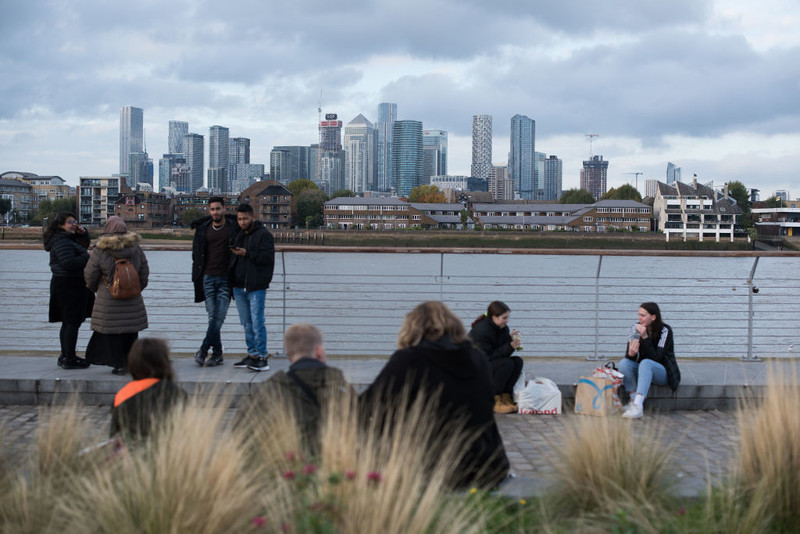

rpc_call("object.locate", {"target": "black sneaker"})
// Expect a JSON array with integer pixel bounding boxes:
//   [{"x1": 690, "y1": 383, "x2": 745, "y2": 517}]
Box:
[
  {"x1": 248, "y1": 357, "x2": 269, "y2": 372},
  {"x1": 194, "y1": 349, "x2": 207, "y2": 367},
  {"x1": 234, "y1": 356, "x2": 257, "y2": 368},
  {"x1": 61, "y1": 356, "x2": 90, "y2": 370},
  {"x1": 205, "y1": 352, "x2": 224, "y2": 367}
]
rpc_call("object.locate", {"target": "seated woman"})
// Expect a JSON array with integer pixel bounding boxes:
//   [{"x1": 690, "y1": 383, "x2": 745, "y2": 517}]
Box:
[
  {"x1": 618, "y1": 302, "x2": 680, "y2": 419},
  {"x1": 360, "y1": 301, "x2": 510, "y2": 489},
  {"x1": 110, "y1": 338, "x2": 187, "y2": 440},
  {"x1": 468, "y1": 301, "x2": 524, "y2": 414}
]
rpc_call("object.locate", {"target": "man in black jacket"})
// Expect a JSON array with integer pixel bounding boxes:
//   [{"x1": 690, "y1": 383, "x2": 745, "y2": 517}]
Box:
[
  {"x1": 191, "y1": 196, "x2": 236, "y2": 367},
  {"x1": 229, "y1": 203, "x2": 275, "y2": 371}
]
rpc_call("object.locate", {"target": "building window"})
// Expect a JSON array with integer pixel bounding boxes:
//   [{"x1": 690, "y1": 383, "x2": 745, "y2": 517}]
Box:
[{"x1": 583, "y1": 216, "x2": 593, "y2": 222}]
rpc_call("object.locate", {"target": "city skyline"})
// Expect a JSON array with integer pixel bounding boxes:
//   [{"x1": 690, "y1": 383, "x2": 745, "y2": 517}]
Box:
[{"x1": 1, "y1": 1, "x2": 799, "y2": 197}]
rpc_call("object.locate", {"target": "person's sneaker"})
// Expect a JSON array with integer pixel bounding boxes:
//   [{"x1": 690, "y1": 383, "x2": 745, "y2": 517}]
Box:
[
  {"x1": 205, "y1": 352, "x2": 224, "y2": 367},
  {"x1": 234, "y1": 356, "x2": 258, "y2": 368},
  {"x1": 60, "y1": 356, "x2": 90, "y2": 370},
  {"x1": 622, "y1": 403, "x2": 643, "y2": 419},
  {"x1": 248, "y1": 357, "x2": 270, "y2": 372},
  {"x1": 194, "y1": 349, "x2": 207, "y2": 367}
]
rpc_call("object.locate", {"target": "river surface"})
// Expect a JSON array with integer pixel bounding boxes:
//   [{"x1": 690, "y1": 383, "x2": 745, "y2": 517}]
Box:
[{"x1": 1, "y1": 250, "x2": 798, "y2": 359}]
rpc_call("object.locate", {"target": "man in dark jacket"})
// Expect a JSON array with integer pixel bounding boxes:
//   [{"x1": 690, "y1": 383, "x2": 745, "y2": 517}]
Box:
[
  {"x1": 229, "y1": 203, "x2": 275, "y2": 371},
  {"x1": 191, "y1": 196, "x2": 237, "y2": 367}
]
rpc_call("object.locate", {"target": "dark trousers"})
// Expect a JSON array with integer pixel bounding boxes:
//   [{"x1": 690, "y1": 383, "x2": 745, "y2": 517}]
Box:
[
  {"x1": 490, "y1": 356, "x2": 524, "y2": 396},
  {"x1": 59, "y1": 322, "x2": 82, "y2": 359}
]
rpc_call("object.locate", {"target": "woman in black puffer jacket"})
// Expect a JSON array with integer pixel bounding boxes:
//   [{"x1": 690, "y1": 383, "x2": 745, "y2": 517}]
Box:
[
  {"x1": 43, "y1": 212, "x2": 95, "y2": 369},
  {"x1": 469, "y1": 301, "x2": 524, "y2": 414}
]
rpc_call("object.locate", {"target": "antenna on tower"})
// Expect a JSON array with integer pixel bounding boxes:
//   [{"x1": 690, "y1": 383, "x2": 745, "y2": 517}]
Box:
[{"x1": 585, "y1": 134, "x2": 599, "y2": 158}]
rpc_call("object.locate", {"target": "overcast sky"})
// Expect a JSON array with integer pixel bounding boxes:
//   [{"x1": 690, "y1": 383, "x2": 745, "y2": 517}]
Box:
[{"x1": 1, "y1": 0, "x2": 798, "y2": 198}]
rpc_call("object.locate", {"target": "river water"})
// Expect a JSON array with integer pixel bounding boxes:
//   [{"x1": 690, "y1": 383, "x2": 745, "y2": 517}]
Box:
[{"x1": 1, "y1": 249, "x2": 798, "y2": 359}]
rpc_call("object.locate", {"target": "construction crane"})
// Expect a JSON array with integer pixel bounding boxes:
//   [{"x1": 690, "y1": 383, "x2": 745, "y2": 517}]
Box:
[
  {"x1": 585, "y1": 134, "x2": 599, "y2": 158},
  {"x1": 624, "y1": 172, "x2": 643, "y2": 192}
]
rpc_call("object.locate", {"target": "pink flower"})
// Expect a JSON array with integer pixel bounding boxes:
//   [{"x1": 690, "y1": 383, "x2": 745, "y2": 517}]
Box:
[
  {"x1": 282, "y1": 470, "x2": 296, "y2": 480},
  {"x1": 252, "y1": 516, "x2": 266, "y2": 527},
  {"x1": 285, "y1": 451, "x2": 296, "y2": 462},
  {"x1": 366, "y1": 471, "x2": 382, "y2": 484},
  {"x1": 281, "y1": 523, "x2": 289, "y2": 533},
  {"x1": 344, "y1": 470, "x2": 356, "y2": 480},
  {"x1": 677, "y1": 507, "x2": 687, "y2": 516},
  {"x1": 303, "y1": 464, "x2": 317, "y2": 475}
]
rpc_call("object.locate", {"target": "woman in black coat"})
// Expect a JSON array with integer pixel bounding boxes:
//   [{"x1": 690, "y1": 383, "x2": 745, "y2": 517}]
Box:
[
  {"x1": 360, "y1": 301, "x2": 510, "y2": 489},
  {"x1": 469, "y1": 301, "x2": 524, "y2": 414},
  {"x1": 43, "y1": 212, "x2": 94, "y2": 369}
]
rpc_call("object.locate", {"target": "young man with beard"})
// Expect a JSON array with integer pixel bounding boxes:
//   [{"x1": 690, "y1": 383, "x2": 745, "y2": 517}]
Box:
[
  {"x1": 191, "y1": 196, "x2": 236, "y2": 367},
  {"x1": 229, "y1": 203, "x2": 275, "y2": 371}
]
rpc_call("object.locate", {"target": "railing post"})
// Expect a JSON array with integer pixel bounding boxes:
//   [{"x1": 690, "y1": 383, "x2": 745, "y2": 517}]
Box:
[
  {"x1": 587, "y1": 255, "x2": 604, "y2": 361},
  {"x1": 742, "y1": 256, "x2": 761, "y2": 361},
  {"x1": 439, "y1": 253, "x2": 444, "y2": 302},
  {"x1": 278, "y1": 251, "x2": 287, "y2": 358}
]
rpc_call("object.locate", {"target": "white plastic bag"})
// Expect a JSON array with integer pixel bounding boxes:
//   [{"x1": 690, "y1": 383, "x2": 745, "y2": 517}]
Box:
[{"x1": 513, "y1": 373, "x2": 562, "y2": 414}]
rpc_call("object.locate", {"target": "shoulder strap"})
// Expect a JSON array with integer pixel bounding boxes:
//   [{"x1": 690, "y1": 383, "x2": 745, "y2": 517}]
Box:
[{"x1": 286, "y1": 370, "x2": 321, "y2": 408}]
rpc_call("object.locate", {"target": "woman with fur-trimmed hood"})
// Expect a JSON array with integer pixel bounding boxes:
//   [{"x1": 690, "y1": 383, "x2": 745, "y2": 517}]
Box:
[{"x1": 84, "y1": 216, "x2": 149, "y2": 375}]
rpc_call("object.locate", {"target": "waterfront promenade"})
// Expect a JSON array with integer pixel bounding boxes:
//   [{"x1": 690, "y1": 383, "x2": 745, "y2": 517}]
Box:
[{"x1": 0, "y1": 354, "x2": 787, "y2": 497}]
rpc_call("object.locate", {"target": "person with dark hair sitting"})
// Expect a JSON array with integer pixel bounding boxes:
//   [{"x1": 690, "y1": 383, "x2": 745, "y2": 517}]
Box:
[
  {"x1": 110, "y1": 338, "x2": 187, "y2": 440},
  {"x1": 469, "y1": 301, "x2": 524, "y2": 414}
]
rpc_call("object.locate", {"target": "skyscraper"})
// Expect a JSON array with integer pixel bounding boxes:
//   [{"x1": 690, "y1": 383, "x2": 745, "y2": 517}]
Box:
[
  {"x1": 471, "y1": 114, "x2": 492, "y2": 180},
  {"x1": 183, "y1": 133, "x2": 204, "y2": 192},
  {"x1": 229, "y1": 137, "x2": 250, "y2": 165},
  {"x1": 318, "y1": 114, "x2": 345, "y2": 192},
  {"x1": 270, "y1": 146, "x2": 311, "y2": 184},
  {"x1": 580, "y1": 155, "x2": 608, "y2": 201},
  {"x1": 208, "y1": 125, "x2": 229, "y2": 193},
  {"x1": 544, "y1": 155, "x2": 563, "y2": 201},
  {"x1": 377, "y1": 102, "x2": 397, "y2": 191},
  {"x1": 159, "y1": 153, "x2": 185, "y2": 191},
  {"x1": 119, "y1": 106, "x2": 144, "y2": 176},
  {"x1": 509, "y1": 115, "x2": 534, "y2": 200},
  {"x1": 666, "y1": 162, "x2": 681, "y2": 184},
  {"x1": 168, "y1": 120, "x2": 188, "y2": 154},
  {"x1": 422, "y1": 130, "x2": 448, "y2": 183},
  {"x1": 534, "y1": 151, "x2": 547, "y2": 199},
  {"x1": 343, "y1": 114, "x2": 377, "y2": 194},
  {"x1": 128, "y1": 151, "x2": 153, "y2": 187},
  {"x1": 392, "y1": 120, "x2": 423, "y2": 197}
]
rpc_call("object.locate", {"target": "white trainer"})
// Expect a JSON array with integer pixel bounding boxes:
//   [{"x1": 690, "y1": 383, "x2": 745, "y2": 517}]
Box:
[{"x1": 622, "y1": 403, "x2": 643, "y2": 419}]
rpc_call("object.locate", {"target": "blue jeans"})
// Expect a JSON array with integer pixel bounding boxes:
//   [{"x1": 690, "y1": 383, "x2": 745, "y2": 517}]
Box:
[
  {"x1": 233, "y1": 287, "x2": 267, "y2": 358},
  {"x1": 617, "y1": 358, "x2": 668, "y2": 400},
  {"x1": 201, "y1": 275, "x2": 231, "y2": 353}
]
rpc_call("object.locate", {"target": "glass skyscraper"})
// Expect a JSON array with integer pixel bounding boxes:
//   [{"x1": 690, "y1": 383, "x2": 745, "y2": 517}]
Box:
[
  {"x1": 544, "y1": 155, "x2": 563, "y2": 200},
  {"x1": 377, "y1": 103, "x2": 397, "y2": 192},
  {"x1": 182, "y1": 133, "x2": 204, "y2": 192},
  {"x1": 119, "y1": 106, "x2": 144, "y2": 176},
  {"x1": 168, "y1": 120, "x2": 188, "y2": 155},
  {"x1": 510, "y1": 114, "x2": 534, "y2": 200},
  {"x1": 392, "y1": 120, "x2": 423, "y2": 197},
  {"x1": 343, "y1": 114, "x2": 376, "y2": 193},
  {"x1": 208, "y1": 125, "x2": 229, "y2": 193},
  {"x1": 422, "y1": 129, "x2": 447, "y2": 183},
  {"x1": 471, "y1": 114, "x2": 492, "y2": 180}
]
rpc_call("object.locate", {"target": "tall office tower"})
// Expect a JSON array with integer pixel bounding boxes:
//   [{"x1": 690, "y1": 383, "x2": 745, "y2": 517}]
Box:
[
  {"x1": 343, "y1": 114, "x2": 377, "y2": 193},
  {"x1": 377, "y1": 102, "x2": 397, "y2": 191},
  {"x1": 171, "y1": 162, "x2": 192, "y2": 193},
  {"x1": 580, "y1": 155, "x2": 608, "y2": 201},
  {"x1": 208, "y1": 125, "x2": 229, "y2": 193},
  {"x1": 666, "y1": 162, "x2": 681, "y2": 184},
  {"x1": 392, "y1": 120, "x2": 424, "y2": 197},
  {"x1": 543, "y1": 155, "x2": 563, "y2": 201},
  {"x1": 230, "y1": 164, "x2": 264, "y2": 194},
  {"x1": 318, "y1": 113, "x2": 344, "y2": 191},
  {"x1": 489, "y1": 165, "x2": 514, "y2": 200},
  {"x1": 471, "y1": 114, "x2": 492, "y2": 180},
  {"x1": 128, "y1": 151, "x2": 154, "y2": 186},
  {"x1": 229, "y1": 137, "x2": 250, "y2": 164},
  {"x1": 509, "y1": 114, "x2": 534, "y2": 199},
  {"x1": 319, "y1": 114, "x2": 343, "y2": 151},
  {"x1": 270, "y1": 146, "x2": 311, "y2": 183},
  {"x1": 774, "y1": 190, "x2": 789, "y2": 202},
  {"x1": 168, "y1": 120, "x2": 188, "y2": 154},
  {"x1": 644, "y1": 179, "x2": 658, "y2": 199},
  {"x1": 182, "y1": 133, "x2": 204, "y2": 192},
  {"x1": 119, "y1": 106, "x2": 144, "y2": 176},
  {"x1": 534, "y1": 151, "x2": 547, "y2": 199},
  {"x1": 422, "y1": 129, "x2": 448, "y2": 183},
  {"x1": 158, "y1": 153, "x2": 185, "y2": 191}
]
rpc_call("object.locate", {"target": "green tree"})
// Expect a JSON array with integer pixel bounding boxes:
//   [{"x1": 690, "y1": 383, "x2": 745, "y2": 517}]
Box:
[
  {"x1": 559, "y1": 188, "x2": 595, "y2": 204},
  {"x1": 296, "y1": 189, "x2": 326, "y2": 229},
  {"x1": 286, "y1": 179, "x2": 320, "y2": 197},
  {"x1": 765, "y1": 196, "x2": 784, "y2": 208},
  {"x1": 32, "y1": 198, "x2": 77, "y2": 225},
  {"x1": 727, "y1": 181, "x2": 752, "y2": 228},
  {"x1": 459, "y1": 208, "x2": 470, "y2": 227},
  {"x1": 408, "y1": 185, "x2": 446, "y2": 203},
  {"x1": 329, "y1": 189, "x2": 355, "y2": 200},
  {"x1": 602, "y1": 184, "x2": 642, "y2": 202},
  {"x1": 0, "y1": 198, "x2": 11, "y2": 221},
  {"x1": 182, "y1": 208, "x2": 204, "y2": 227}
]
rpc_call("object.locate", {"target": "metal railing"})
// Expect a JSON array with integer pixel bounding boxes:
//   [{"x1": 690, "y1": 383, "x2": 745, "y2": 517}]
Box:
[{"x1": 1, "y1": 250, "x2": 798, "y2": 360}]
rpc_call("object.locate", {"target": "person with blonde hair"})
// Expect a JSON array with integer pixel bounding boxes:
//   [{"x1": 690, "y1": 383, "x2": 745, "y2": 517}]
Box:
[{"x1": 361, "y1": 301, "x2": 510, "y2": 489}]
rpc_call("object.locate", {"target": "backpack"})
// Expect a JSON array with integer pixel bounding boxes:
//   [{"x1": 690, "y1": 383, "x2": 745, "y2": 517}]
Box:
[{"x1": 105, "y1": 254, "x2": 141, "y2": 300}]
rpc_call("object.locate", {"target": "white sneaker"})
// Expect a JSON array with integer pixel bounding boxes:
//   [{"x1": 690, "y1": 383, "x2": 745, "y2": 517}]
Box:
[{"x1": 622, "y1": 403, "x2": 643, "y2": 419}]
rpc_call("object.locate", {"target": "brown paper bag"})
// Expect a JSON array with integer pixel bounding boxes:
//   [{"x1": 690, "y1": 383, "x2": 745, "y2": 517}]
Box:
[{"x1": 574, "y1": 376, "x2": 617, "y2": 416}]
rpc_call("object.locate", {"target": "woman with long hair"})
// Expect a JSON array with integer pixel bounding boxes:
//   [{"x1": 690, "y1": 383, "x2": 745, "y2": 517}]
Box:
[
  {"x1": 618, "y1": 302, "x2": 680, "y2": 419},
  {"x1": 43, "y1": 211, "x2": 94, "y2": 369},
  {"x1": 360, "y1": 301, "x2": 510, "y2": 489},
  {"x1": 469, "y1": 301, "x2": 524, "y2": 414}
]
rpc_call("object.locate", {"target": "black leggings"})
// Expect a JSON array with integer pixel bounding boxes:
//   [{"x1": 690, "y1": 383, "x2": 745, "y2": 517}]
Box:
[
  {"x1": 490, "y1": 356, "x2": 524, "y2": 396},
  {"x1": 59, "y1": 322, "x2": 82, "y2": 359}
]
